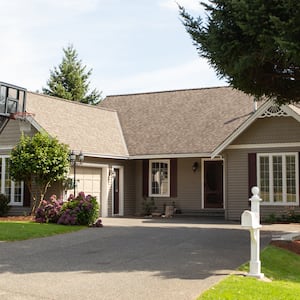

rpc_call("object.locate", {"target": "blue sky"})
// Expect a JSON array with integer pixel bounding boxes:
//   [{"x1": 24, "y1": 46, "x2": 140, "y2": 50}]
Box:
[{"x1": 0, "y1": 0, "x2": 226, "y2": 96}]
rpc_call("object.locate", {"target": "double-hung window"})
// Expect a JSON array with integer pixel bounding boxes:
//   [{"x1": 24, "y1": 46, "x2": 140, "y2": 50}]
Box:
[
  {"x1": 149, "y1": 160, "x2": 170, "y2": 197},
  {"x1": 0, "y1": 156, "x2": 23, "y2": 205},
  {"x1": 257, "y1": 153, "x2": 299, "y2": 205}
]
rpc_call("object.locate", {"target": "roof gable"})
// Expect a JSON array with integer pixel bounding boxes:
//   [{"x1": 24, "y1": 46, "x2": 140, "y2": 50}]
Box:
[
  {"x1": 212, "y1": 100, "x2": 300, "y2": 157},
  {"x1": 26, "y1": 92, "x2": 129, "y2": 158}
]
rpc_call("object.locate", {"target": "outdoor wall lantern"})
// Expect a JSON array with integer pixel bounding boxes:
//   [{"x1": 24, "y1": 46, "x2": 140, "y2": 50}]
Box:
[
  {"x1": 192, "y1": 162, "x2": 199, "y2": 172},
  {"x1": 109, "y1": 167, "x2": 116, "y2": 178},
  {"x1": 69, "y1": 150, "x2": 84, "y2": 196}
]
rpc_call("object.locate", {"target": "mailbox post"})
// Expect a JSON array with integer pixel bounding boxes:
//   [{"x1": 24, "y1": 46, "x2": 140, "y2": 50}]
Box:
[{"x1": 241, "y1": 186, "x2": 264, "y2": 279}]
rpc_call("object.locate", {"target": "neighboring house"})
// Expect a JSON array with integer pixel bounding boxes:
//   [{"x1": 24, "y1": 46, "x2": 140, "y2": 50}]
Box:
[{"x1": 0, "y1": 82, "x2": 299, "y2": 220}]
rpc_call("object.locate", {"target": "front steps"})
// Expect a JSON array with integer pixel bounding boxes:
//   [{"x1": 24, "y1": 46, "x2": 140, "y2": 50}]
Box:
[{"x1": 177, "y1": 209, "x2": 225, "y2": 218}]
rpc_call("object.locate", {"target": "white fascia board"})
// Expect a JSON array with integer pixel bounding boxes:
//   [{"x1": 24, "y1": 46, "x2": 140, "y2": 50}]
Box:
[
  {"x1": 82, "y1": 152, "x2": 129, "y2": 160},
  {"x1": 227, "y1": 142, "x2": 300, "y2": 150},
  {"x1": 27, "y1": 116, "x2": 44, "y2": 133},
  {"x1": 129, "y1": 153, "x2": 212, "y2": 160},
  {"x1": 282, "y1": 105, "x2": 300, "y2": 122}
]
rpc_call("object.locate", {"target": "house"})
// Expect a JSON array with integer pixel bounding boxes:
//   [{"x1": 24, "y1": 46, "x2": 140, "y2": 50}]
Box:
[{"x1": 0, "y1": 81, "x2": 299, "y2": 220}]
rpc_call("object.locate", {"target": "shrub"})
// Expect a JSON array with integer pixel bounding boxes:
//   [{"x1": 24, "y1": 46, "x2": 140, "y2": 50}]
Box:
[
  {"x1": 35, "y1": 192, "x2": 99, "y2": 226},
  {"x1": 35, "y1": 195, "x2": 63, "y2": 223},
  {"x1": 58, "y1": 192, "x2": 99, "y2": 226},
  {"x1": 142, "y1": 197, "x2": 156, "y2": 215},
  {"x1": 0, "y1": 194, "x2": 10, "y2": 216}
]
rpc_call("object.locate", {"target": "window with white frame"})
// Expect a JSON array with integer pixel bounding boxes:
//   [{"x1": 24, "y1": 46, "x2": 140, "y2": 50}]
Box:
[
  {"x1": 149, "y1": 160, "x2": 170, "y2": 197},
  {"x1": 0, "y1": 156, "x2": 23, "y2": 205},
  {"x1": 258, "y1": 153, "x2": 299, "y2": 205}
]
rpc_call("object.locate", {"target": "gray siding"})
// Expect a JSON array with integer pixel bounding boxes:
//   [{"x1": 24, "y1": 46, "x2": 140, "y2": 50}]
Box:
[
  {"x1": 177, "y1": 158, "x2": 202, "y2": 212},
  {"x1": 233, "y1": 117, "x2": 300, "y2": 145},
  {"x1": 134, "y1": 158, "x2": 202, "y2": 215},
  {"x1": 0, "y1": 120, "x2": 22, "y2": 147},
  {"x1": 134, "y1": 160, "x2": 143, "y2": 214},
  {"x1": 223, "y1": 150, "x2": 250, "y2": 221},
  {"x1": 224, "y1": 147, "x2": 300, "y2": 221},
  {"x1": 8, "y1": 206, "x2": 31, "y2": 216},
  {"x1": 123, "y1": 160, "x2": 136, "y2": 215},
  {"x1": 0, "y1": 119, "x2": 36, "y2": 149}
]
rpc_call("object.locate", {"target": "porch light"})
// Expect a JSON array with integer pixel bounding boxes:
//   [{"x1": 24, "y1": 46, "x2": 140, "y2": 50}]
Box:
[
  {"x1": 69, "y1": 150, "x2": 84, "y2": 196},
  {"x1": 192, "y1": 162, "x2": 199, "y2": 172},
  {"x1": 109, "y1": 168, "x2": 116, "y2": 178}
]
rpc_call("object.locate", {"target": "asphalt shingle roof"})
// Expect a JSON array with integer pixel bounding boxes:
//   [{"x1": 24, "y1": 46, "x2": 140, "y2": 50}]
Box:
[
  {"x1": 26, "y1": 92, "x2": 128, "y2": 158},
  {"x1": 100, "y1": 87, "x2": 256, "y2": 156}
]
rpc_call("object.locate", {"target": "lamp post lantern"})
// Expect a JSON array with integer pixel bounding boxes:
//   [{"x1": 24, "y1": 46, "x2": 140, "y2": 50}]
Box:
[{"x1": 69, "y1": 150, "x2": 84, "y2": 196}]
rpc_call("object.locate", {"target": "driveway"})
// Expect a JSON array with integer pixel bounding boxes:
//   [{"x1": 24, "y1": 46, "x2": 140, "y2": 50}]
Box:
[{"x1": 0, "y1": 218, "x2": 297, "y2": 300}]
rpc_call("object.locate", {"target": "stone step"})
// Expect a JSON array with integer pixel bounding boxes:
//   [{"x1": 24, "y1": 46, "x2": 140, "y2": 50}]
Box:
[{"x1": 178, "y1": 209, "x2": 225, "y2": 218}]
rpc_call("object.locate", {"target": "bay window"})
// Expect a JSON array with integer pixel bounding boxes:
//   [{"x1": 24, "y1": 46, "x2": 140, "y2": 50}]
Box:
[{"x1": 258, "y1": 153, "x2": 299, "y2": 205}]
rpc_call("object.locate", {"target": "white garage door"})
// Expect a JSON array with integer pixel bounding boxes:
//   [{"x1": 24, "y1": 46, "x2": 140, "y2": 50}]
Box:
[{"x1": 69, "y1": 167, "x2": 102, "y2": 205}]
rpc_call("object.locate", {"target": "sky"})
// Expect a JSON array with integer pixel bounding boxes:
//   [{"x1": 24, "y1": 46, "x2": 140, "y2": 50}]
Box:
[{"x1": 0, "y1": 0, "x2": 227, "y2": 96}]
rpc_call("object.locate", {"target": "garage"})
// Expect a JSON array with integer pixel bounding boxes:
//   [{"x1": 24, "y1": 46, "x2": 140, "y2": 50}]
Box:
[{"x1": 68, "y1": 166, "x2": 102, "y2": 207}]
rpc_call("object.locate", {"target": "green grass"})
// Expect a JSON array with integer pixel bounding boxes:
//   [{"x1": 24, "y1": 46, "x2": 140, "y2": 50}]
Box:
[
  {"x1": 198, "y1": 246, "x2": 300, "y2": 300},
  {"x1": 0, "y1": 221, "x2": 86, "y2": 241}
]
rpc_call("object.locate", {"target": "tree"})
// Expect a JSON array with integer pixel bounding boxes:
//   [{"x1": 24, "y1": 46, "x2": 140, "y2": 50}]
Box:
[
  {"x1": 180, "y1": 0, "x2": 300, "y2": 105},
  {"x1": 42, "y1": 45, "x2": 102, "y2": 105},
  {"x1": 10, "y1": 132, "x2": 70, "y2": 214}
]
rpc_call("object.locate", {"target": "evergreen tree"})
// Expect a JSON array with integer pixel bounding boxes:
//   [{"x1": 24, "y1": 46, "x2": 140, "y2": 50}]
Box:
[
  {"x1": 43, "y1": 45, "x2": 102, "y2": 105},
  {"x1": 180, "y1": 0, "x2": 300, "y2": 105}
]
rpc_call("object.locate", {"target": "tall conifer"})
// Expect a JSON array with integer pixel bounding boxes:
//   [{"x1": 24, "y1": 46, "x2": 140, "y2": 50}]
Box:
[{"x1": 43, "y1": 45, "x2": 101, "y2": 105}]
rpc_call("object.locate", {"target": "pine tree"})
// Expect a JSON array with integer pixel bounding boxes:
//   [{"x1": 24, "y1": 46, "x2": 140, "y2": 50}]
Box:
[
  {"x1": 43, "y1": 45, "x2": 102, "y2": 105},
  {"x1": 180, "y1": 0, "x2": 300, "y2": 105}
]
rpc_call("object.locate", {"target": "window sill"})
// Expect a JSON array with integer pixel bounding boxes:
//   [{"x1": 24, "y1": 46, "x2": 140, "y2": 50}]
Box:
[{"x1": 261, "y1": 202, "x2": 299, "y2": 206}]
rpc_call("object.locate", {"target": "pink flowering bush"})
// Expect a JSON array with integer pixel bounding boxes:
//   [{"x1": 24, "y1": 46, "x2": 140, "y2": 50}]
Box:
[
  {"x1": 35, "y1": 192, "x2": 99, "y2": 226},
  {"x1": 58, "y1": 192, "x2": 99, "y2": 225},
  {"x1": 35, "y1": 195, "x2": 63, "y2": 223}
]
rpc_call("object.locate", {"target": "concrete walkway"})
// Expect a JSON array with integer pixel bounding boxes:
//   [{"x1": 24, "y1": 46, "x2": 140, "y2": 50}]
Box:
[{"x1": 0, "y1": 218, "x2": 298, "y2": 300}]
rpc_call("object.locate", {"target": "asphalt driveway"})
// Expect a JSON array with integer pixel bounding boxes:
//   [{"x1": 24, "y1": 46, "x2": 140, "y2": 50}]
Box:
[{"x1": 0, "y1": 217, "x2": 296, "y2": 300}]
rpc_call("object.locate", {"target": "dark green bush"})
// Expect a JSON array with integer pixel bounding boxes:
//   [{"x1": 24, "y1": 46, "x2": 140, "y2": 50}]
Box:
[{"x1": 0, "y1": 194, "x2": 10, "y2": 216}]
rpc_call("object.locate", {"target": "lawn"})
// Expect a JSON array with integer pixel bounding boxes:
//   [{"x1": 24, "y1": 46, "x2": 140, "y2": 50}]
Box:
[
  {"x1": 198, "y1": 245, "x2": 300, "y2": 300},
  {"x1": 0, "y1": 221, "x2": 86, "y2": 241}
]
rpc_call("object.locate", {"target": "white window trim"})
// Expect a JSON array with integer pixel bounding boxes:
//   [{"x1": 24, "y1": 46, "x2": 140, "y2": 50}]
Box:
[
  {"x1": 0, "y1": 155, "x2": 24, "y2": 206},
  {"x1": 257, "y1": 152, "x2": 299, "y2": 206},
  {"x1": 149, "y1": 159, "x2": 170, "y2": 197}
]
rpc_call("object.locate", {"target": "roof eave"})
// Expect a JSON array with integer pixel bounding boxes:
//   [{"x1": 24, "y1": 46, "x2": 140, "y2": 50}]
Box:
[{"x1": 129, "y1": 152, "x2": 213, "y2": 159}]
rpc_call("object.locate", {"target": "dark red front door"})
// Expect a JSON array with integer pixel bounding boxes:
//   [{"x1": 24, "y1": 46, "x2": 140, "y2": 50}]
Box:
[
  {"x1": 204, "y1": 160, "x2": 223, "y2": 208},
  {"x1": 113, "y1": 169, "x2": 120, "y2": 214}
]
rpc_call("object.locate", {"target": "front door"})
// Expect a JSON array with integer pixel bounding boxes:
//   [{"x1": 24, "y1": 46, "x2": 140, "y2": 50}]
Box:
[
  {"x1": 113, "y1": 169, "x2": 120, "y2": 215},
  {"x1": 204, "y1": 160, "x2": 223, "y2": 208}
]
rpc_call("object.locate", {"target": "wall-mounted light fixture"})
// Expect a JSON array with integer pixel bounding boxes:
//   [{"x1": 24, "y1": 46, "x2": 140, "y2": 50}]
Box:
[
  {"x1": 69, "y1": 150, "x2": 84, "y2": 196},
  {"x1": 109, "y1": 168, "x2": 116, "y2": 178},
  {"x1": 192, "y1": 161, "x2": 199, "y2": 172}
]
